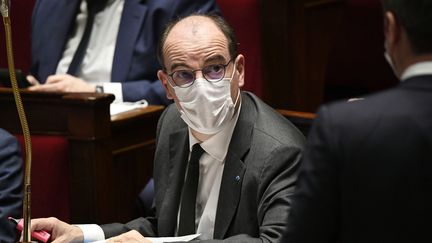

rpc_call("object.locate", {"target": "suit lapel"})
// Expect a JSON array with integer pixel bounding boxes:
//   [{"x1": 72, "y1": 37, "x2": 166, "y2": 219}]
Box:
[
  {"x1": 213, "y1": 94, "x2": 255, "y2": 238},
  {"x1": 41, "y1": 0, "x2": 80, "y2": 78},
  {"x1": 158, "y1": 128, "x2": 189, "y2": 236},
  {"x1": 112, "y1": 0, "x2": 147, "y2": 81}
]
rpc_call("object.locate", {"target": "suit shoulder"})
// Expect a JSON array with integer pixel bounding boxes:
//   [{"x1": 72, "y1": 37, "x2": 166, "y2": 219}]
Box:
[
  {"x1": 244, "y1": 92, "x2": 306, "y2": 149},
  {"x1": 320, "y1": 86, "x2": 408, "y2": 127},
  {"x1": 157, "y1": 103, "x2": 185, "y2": 132}
]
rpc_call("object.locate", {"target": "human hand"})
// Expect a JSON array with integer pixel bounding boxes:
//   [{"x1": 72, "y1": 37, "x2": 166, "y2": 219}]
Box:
[
  {"x1": 106, "y1": 230, "x2": 151, "y2": 243},
  {"x1": 28, "y1": 74, "x2": 96, "y2": 92},
  {"x1": 26, "y1": 75, "x2": 41, "y2": 86},
  {"x1": 30, "y1": 217, "x2": 84, "y2": 243}
]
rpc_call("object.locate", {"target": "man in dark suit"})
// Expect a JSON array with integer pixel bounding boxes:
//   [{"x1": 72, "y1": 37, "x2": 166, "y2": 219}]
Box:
[
  {"x1": 282, "y1": 1, "x2": 432, "y2": 242},
  {"x1": 29, "y1": 13, "x2": 305, "y2": 242},
  {"x1": 28, "y1": 0, "x2": 219, "y2": 104},
  {"x1": 0, "y1": 129, "x2": 23, "y2": 242}
]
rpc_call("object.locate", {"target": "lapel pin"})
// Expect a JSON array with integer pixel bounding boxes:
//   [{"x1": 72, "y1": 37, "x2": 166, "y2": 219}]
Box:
[{"x1": 235, "y1": 175, "x2": 241, "y2": 182}]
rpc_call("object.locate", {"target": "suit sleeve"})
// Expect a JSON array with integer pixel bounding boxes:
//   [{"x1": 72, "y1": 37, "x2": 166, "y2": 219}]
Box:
[
  {"x1": 282, "y1": 106, "x2": 341, "y2": 243},
  {"x1": 0, "y1": 130, "x2": 23, "y2": 243},
  {"x1": 120, "y1": 0, "x2": 221, "y2": 105}
]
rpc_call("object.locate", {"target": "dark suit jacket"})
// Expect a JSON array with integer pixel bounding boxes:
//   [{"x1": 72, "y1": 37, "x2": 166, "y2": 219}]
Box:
[
  {"x1": 30, "y1": 0, "x2": 219, "y2": 104},
  {"x1": 0, "y1": 129, "x2": 23, "y2": 243},
  {"x1": 102, "y1": 92, "x2": 305, "y2": 242},
  {"x1": 282, "y1": 76, "x2": 432, "y2": 243}
]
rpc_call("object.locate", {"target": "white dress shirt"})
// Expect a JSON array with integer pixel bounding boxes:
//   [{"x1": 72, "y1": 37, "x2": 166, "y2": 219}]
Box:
[
  {"x1": 179, "y1": 100, "x2": 241, "y2": 240},
  {"x1": 78, "y1": 98, "x2": 242, "y2": 242},
  {"x1": 56, "y1": 0, "x2": 124, "y2": 102},
  {"x1": 400, "y1": 61, "x2": 432, "y2": 81}
]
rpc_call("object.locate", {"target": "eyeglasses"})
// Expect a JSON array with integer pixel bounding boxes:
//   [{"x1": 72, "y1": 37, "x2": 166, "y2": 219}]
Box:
[{"x1": 167, "y1": 59, "x2": 233, "y2": 88}]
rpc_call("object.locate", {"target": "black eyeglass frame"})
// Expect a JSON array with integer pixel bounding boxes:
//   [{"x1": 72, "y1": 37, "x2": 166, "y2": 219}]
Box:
[{"x1": 166, "y1": 59, "x2": 233, "y2": 88}]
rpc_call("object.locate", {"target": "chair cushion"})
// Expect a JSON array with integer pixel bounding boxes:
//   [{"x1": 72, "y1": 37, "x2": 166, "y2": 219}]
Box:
[{"x1": 15, "y1": 135, "x2": 70, "y2": 221}]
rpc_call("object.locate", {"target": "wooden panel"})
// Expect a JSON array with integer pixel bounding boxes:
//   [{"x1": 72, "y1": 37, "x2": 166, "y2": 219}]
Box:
[
  {"x1": 323, "y1": 0, "x2": 399, "y2": 101},
  {"x1": 261, "y1": 0, "x2": 345, "y2": 112},
  {"x1": 303, "y1": 0, "x2": 345, "y2": 110},
  {"x1": 0, "y1": 88, "x2": 163, "y2": 224},
  {"x1": 110, "y1": 106, "x2": 163, "y2": 222}
]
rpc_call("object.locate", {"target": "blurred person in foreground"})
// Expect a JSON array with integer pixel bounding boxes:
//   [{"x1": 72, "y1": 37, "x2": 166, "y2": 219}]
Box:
[{"x1": 282, "y1": 0, "x2": 432, "y2": 242}]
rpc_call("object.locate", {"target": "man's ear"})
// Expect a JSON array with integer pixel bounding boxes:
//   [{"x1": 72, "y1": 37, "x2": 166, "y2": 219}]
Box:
[
  {"x1": 384, "y1": 11, "x2": 400, "y2": 52},
  {"x1": 235, "y1": 54, "x2": 245, "y2": 88},
  {"x1": 157, "y1": 70, "x2": 174, "y2": 100}
]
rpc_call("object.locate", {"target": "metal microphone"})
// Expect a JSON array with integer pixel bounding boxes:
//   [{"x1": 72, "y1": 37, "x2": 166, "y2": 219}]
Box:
[
  {"x1": 2, "y1": 0, "x2": 35, "y2": 242},
  {"x1": 0, "y1": 0, "x2": 10, "y2": 18}
]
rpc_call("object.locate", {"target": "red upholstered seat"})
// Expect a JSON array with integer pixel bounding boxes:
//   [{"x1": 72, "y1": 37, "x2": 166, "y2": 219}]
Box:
[
  {"x1": 15, "y1": 135, "x2": 70, "y2": 222},
  {"x1": 0, "y1": 0, "x2": 34, "y2": 74},
  {"x1": 216, "y1": 0, "x2": 263, "y2": 97}
]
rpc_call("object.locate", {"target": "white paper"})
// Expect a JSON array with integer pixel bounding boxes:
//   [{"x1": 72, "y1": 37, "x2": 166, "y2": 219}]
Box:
[
  {"x1": 91, "y1": 233, "x2": 200, "y2": 243},
  {"x1": 147, "y1": 233, "x2": 200, "y2": 242},
  {"x1": 110, "y1": 99, "x2": 148, "y2": 116}
]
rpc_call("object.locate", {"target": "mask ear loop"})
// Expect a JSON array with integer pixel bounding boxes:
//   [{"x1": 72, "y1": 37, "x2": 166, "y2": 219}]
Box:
[
  {"x1": 233, "y1": 88, "x2": 241, "y2": 107},
  {"x1": 228, "y1": 58, "x2": 237, "y2": 80},
  {"x1": 230, "y1": 58, "x2": 241, "y2": 107}
]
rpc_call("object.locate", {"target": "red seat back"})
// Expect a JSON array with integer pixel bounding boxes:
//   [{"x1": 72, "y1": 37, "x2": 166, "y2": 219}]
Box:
[
  {"x1": 0, "y1": 0, "x2": 34, "y2": 74},
  {"x1": 216, "y1": 0, "x2": 263, "y2": 97},
  {"x1": 15, "y1": 135, "x2": 70, "y2": 222}
]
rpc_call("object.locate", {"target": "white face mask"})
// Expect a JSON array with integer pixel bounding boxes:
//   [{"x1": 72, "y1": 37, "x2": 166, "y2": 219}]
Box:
[
  {"x1": 384, "y1": 51, "x2": 397, "y2": 75},
  {"x1": 384, "y1": 41, "x2": 399, "y2": 78},
  {"x1": 173, "y1": 61, "x2": 240, "y2": 134}
]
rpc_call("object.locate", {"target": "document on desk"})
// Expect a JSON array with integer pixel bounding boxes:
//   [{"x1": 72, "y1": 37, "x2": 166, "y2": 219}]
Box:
[
  {"x1": 110, "y1": 99, "x2": 148, "y2": 116},
  {"x1": 91, "y1": 233, "x2": 200, "y2": 243}
]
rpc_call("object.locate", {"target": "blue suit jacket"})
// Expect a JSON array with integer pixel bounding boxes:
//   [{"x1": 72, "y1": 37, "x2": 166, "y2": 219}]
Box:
[
  {"x1": 0, "y1": 129, "x2": 23, "y2": 242},
  {"x1": 30, "y1": 0, "x2": 220, "y2": 104}
]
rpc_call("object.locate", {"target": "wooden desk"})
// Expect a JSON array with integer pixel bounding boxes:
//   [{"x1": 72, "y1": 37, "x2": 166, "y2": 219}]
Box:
[{"x1": 0, "y1": 88, "x2": 164, "y2": 224}]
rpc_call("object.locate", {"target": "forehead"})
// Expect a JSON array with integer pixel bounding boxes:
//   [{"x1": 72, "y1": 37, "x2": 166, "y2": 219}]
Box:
[{"x1": 163, "y1": 16, "x2": 230, "y2": 69}]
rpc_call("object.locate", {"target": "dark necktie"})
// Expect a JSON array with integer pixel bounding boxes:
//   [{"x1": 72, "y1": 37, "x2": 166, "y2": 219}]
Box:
[
  {"x1": 67, "y1": 0, "x2": 106, "y2": 75},
  {"x1": 177, "y1": 144, "x2": 205, "y2": 236}
]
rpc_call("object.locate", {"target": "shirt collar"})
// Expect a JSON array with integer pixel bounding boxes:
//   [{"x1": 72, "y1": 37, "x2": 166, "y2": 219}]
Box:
[
  {"x1": 188, "y1": 99, "x2": 242, "y2": 163},
  {"x1": 401, "y1": 61, "x2": 432, "y2": 81}
]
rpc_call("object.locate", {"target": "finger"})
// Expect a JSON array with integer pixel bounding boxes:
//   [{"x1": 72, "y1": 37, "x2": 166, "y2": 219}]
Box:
[
  {"x1": 29, "y1": 83, "x2": 64, "y2": 92},
  {"x1": 106, "y1": 231, "x2": 132, "y2": 243},
  {"x1": 106, "y1": 236, "x2": 120, "y2": 243},
  {"x1": 45, "y1": 74, "x2": 67, "y2": 84},
  {"x1": 26, "y1": 75, "x2": 40, "y2": 86},
  {"x1": 30, "y1": 217, "x2": 57, "y2": 232},
  {"x1": 107, "y1": 230, "x2": 147, "y2": 243}
]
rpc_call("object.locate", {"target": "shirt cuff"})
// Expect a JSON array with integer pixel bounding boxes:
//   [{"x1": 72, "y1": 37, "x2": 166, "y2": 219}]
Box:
[
  {"x1": 75, "y1": 224, "x2": 105, "y2": 243},
  {"x1": 102, "y1": 82, "x2": 123, "y2": 103}
]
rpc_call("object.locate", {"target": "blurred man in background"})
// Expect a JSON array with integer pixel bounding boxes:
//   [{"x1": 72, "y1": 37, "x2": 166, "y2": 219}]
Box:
[{"x1": 28, "y1": 0, "x2": 219, "y2": 104}]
